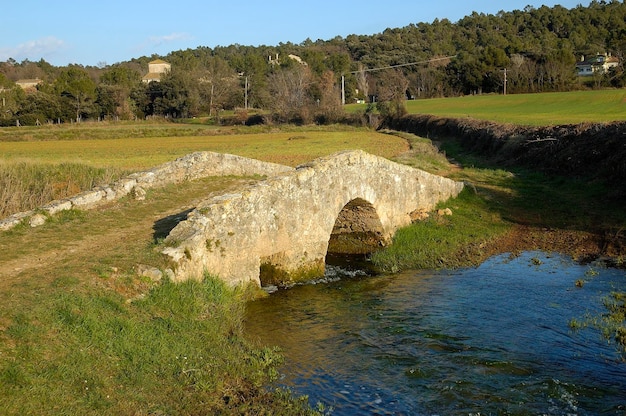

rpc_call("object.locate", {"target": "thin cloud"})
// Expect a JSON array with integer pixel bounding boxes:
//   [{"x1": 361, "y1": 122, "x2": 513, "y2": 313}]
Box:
[
  {"x1": 0, "y1": 36, "x2": 66, "y2": 62},
  {"x1": 133, "y1": 32, "x2": 193, "y2": 53},
  {"x1": 149, "y1": 32, "x2": 193, "y2": 46}
]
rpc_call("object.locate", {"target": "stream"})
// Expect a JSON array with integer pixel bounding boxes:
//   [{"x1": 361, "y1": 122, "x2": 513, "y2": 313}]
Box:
[{"x1": 245, "y1": 251, "x2": 626, "y2": 415}]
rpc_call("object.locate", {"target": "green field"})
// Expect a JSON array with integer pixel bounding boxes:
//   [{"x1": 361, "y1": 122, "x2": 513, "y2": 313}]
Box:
[
  {"x1": 0, "y1": 125, "x2": 408, "y2": 217},
  {"x1": 347, "y1": 89, "x2": 626, "y2": 125},
  {"x1": 0, "y1": 125, "x2": 407, "y2": 170}
]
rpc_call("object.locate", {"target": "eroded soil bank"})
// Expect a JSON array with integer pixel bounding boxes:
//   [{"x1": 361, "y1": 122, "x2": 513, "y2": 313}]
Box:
[
  {"x1": 384, "y1": 114, "x2": 626, "y2": 265},
  {"x1": 386, "y1": 114, "x2": 626, "y2": 196}
]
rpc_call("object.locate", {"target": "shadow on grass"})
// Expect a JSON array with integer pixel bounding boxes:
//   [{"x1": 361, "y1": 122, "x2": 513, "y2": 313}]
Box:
[
  {"x1": 442, "y1": 139, "x2": 626, "y2": 234},
  {"x1": 153, "y1": 208, "x2": 193, "y2": 242}
]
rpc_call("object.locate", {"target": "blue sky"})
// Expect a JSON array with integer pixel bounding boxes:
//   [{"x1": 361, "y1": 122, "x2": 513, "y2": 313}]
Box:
[{"x1": 2, "y1": 1, "x2": 586, "y2": 67}]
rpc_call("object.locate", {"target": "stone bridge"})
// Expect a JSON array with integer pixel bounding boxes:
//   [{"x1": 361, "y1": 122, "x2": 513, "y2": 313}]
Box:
[{"x1": 162, "y1": 150, "x2": 463, "y2": 287}]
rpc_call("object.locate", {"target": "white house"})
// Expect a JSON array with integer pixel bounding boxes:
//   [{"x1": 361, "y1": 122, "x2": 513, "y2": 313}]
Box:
[
  {"x1": 16, "y1": 78, "x2": 42, "y2": 90},
  {"x1": 576, "y1": 53, "x2": 619, "y2": 76}
]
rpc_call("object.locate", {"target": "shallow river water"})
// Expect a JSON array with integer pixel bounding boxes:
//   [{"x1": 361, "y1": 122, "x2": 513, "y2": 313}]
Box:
[{"x1": 245, "y1": 252, "x2": 626, "y2": 415}]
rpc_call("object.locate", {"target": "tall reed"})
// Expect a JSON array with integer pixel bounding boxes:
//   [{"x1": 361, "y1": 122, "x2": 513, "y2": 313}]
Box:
[{"x1": 0, "y1": 162, "x2": 126, "y2": 219}]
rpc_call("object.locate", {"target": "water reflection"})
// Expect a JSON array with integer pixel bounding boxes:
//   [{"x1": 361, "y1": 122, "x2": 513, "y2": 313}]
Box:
[{"x1": 245, "y1": 252, "x2": 626, "y2": 415}]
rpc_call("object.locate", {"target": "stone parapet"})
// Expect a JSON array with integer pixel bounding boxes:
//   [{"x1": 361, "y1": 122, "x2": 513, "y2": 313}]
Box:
[{"x1": 0, "y1": 152, "x2": 292, "y2": 231}]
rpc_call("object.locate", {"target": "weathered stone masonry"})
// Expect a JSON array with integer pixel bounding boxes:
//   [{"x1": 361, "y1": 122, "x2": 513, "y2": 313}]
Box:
[
  {"x1": 162, "y1": 150, "x2": 464, "y2": 287},
  {"x1": 2, "y1": 149, "x2": 463, "y2": 288}
]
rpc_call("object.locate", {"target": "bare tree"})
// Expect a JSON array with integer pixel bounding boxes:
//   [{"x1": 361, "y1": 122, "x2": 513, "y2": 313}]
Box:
[
  {"x1": 268, "y1": 65, "x2": 312, "y2": 122},
  {"x1": 376, "y1": 69, "x2": 409, "y2": 118},
  {"x1": 355, "y1": 64, "x2": 369, "y2": 101},
  {"x1": 197, "y1": 57, "x2": 238, "y2": 115},
  {"x1": 316, "y1": 70, "x2": 342, "y2": 122}
]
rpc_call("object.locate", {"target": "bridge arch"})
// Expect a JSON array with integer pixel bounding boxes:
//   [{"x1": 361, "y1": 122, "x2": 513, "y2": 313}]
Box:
[
  {"x1": 327, "y1": 197, "x2": 386, "y2": 255},
  {"x1": 258, "y1": 196, "x2": 386, "y2": 287},
  {"x1": 162, "y1": 150, "x2": 463, "y2": 287}
]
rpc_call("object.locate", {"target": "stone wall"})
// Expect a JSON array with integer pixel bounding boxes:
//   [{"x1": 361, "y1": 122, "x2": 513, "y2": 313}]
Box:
[
  {"x1": 0, "y1": 152, "x2": 293, "y2": 231},
  {"x1": 162, "y1": 150, "x2": 464, "y2": 287}
]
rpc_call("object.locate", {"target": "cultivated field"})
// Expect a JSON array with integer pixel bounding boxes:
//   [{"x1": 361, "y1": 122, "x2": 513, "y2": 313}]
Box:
[
  {"x1": 348, "y1": 89, "x2": 626, "y2": 125},
  {"x1": 0, "y1": 124, "x2": 408, "y2": 218},
  {"x1": 0, "y1": 124, "x2": 408, "y2": 170}
]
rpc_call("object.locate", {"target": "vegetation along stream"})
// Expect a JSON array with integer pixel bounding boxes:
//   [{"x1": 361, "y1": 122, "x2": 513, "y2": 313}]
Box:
[{"x1": 245, "y1": 252, "x2": 626, "y2": 415}]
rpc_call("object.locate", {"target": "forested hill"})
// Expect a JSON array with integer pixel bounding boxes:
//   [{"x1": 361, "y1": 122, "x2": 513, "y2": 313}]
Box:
[{"x1": 1, "y1": 1, "x2": 626, "y2": 125}]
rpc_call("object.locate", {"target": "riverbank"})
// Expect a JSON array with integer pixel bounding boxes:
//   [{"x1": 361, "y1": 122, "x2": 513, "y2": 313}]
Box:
[
  {"x1": 374, "y1": 117, "x2": 626, "y2": 355},
  {"x1": 382, "y1": 115, "x2": 626, "y2": 266}
]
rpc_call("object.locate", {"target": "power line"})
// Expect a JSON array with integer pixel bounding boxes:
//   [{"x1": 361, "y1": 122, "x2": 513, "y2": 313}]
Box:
[
  {"x1": 348, "y1": 55, "x2": 457, "y2": 74},
  {"x1": 341, "y1": 55, "x2": 457, "y2": 104}
]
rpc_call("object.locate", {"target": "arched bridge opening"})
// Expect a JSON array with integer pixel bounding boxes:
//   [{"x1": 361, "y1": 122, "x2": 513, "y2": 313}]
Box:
[
  {"x1": 327, "y1": 198, "x2": 386, "y2": 255},
  {"x1": 325, "y1": 197, "x2": 387, "y2": 275},
  {"x1": 258, "y1": 198, "x2": 388, "y2": 287}
]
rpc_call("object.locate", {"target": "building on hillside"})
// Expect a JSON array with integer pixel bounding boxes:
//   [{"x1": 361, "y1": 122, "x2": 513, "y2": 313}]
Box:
[
  {"x1": 268, "y1": 53, "x2": 307, "y2": 66},
  {"x1": 576, "y1": 53, "x2": 619, "y2": 76},
  {"x1": 287, "y1": 54, "x2": 307, "y2": 66},
  {"x1": 16, "y1": 78, "x2": 42, "y2": 90},
  {"x1": 142, "y1": 59, "x2": 171, "y2": 83}
]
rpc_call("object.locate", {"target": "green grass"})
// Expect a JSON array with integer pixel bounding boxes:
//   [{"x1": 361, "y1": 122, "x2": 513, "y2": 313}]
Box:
[
  {"x1": 569, "y1": 292, "x2": 626, "y2": 354},
  {"x1": 0, "y1": 275, "x2": 322, "y2": 415},
  {"x1": 0, "y1": 124, "x2": 407, "y2": 170},
  {"x1": 371, "y1": 188, "x2": 508, "y2": 272},
  {"x1": 383, "y1": 130, "x2": 455, "y2": 175},
  {"x1": 346, "y1": 89, "x2": 626, "y2": 125}
]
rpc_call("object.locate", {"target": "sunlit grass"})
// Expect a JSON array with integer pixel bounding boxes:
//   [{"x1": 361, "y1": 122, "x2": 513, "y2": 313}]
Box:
[
  {"x1": 0, "y1": 162, "x2": 127, "y2": 218},
  {"x1": 346, "y1": 89, "x2": 626, "y2": 125},
  {"x1": 0, "y1": 275, "x2": 319, "y2": 415},
  {"x1": 371, "y1": 188, "x2": 508, "y2": 272},
  {"x1": 0, "y1": 126, "x2": 407, "y2": 169}
]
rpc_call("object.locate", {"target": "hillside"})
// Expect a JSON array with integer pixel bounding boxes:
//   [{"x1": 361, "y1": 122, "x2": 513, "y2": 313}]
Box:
[{"x1": 1, "y1": 1, "x2": 626, "y2": 126}]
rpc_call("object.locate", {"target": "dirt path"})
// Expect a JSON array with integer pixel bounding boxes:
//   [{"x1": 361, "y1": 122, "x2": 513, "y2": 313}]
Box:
[{"x1": 0, "y1": 177, "x2": 257, "y2": 294}]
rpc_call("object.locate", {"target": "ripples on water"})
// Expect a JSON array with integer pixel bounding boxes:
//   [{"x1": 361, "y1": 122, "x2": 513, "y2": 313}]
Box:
[{"x1": 245, "y1": 252, "x2": 626, "y2": 415}]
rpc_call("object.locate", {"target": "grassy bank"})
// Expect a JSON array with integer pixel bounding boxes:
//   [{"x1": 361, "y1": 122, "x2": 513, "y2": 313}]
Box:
[
  {"x1": 374, "y1": 129, "x2": 626, "y2": 272},
  {"x1": 371, "y1": 188, "x2": 508, "y2": 272},
  {"x1": 0, "y1": 273, "x2": 324, "y2": 415},
  {"x1": 0, "y1": 174, "x2": 331, "y2": 415}
]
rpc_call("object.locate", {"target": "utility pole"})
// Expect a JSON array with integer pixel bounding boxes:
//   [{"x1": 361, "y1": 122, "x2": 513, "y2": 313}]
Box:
[
  {"x1": 503, "y1": 68, "x2": 507, "y2": 96},
  {"x1": 244, "y1": 76, "x2": 249, "y2": 110},
  {"x1": 341, "y1": 75, "x2": 345, "y2": 105}
]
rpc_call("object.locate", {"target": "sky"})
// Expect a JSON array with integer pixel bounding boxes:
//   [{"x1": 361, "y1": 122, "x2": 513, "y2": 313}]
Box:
[{"x1": 2, "y1": 1, "x2": 587, "y2": 67}]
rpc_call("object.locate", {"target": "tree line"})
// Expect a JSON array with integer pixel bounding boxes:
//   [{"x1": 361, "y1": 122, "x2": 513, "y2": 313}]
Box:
[{"x1": 1, "y1": 0, "x2": 625, "y2": 126}]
